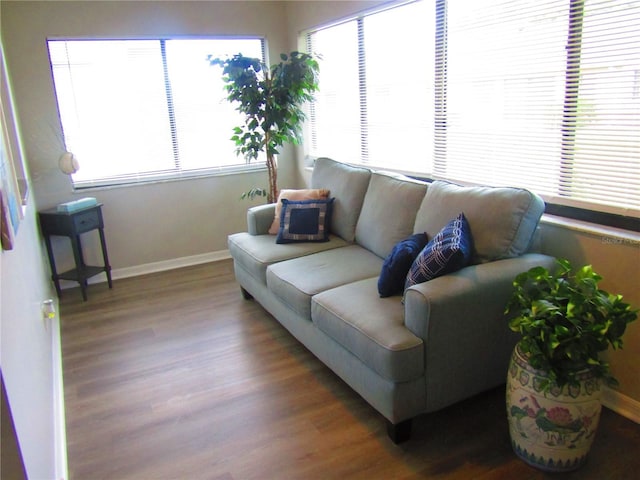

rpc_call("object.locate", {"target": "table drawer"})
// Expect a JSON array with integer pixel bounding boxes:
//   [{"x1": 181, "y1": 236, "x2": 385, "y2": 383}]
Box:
[{"x1": 73, "y1": 209, "x2": 102, "y2": 233}]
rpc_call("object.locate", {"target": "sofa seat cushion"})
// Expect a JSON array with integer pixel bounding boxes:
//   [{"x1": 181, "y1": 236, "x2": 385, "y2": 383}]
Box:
[
  {"x1": 312, "y1": 278, "x2": 424, "y2": 383},
  {"x1": 228, "y1": 232, "x2": 348, "y2": 284},
  {"x1": 266, "y1": 245, "x2": 383, "y2": 319}
]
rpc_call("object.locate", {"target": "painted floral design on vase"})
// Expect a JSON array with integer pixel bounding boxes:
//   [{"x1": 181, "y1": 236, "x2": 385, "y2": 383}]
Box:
[{"x1": 506, "y1": 342, "x2": 602, "y2": 472}]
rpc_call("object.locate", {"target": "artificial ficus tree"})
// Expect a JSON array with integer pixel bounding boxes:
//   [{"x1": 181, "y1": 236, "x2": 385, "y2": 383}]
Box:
[{"x1": 209, "y1": 51, "x2": 320, "y2": 203}]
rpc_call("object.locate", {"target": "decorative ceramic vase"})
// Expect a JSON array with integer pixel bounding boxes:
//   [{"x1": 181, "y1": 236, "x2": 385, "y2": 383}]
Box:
[{"x1": 506, "y1": 342, "x2": 602, "y2": 472}]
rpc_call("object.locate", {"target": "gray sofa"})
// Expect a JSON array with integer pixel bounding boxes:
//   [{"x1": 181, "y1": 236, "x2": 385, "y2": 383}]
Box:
[{"x1": 228, "y1": 157, "x2": 556, "y2": 442}]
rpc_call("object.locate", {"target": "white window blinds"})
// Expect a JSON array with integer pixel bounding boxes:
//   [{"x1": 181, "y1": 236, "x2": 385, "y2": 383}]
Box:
[
  {"x1": 48, "y1": 38, "x2": 264, "y2": 187},
  {"x1": 565, "y1": 0, "x2": 640, "y2": 214},
  {"x1": 306, "y1": 22, "x2": 361, "y2": 164},
  {"x1": 306, "y1": 0, "x2": 434, "y2": 173},
  {"x1": 436, "y1": 0, "x2": 568, "y2": 193},
  {"x1": 307, "y1": 0, "x2": 640, "y2": 219},
  {"x1": 437, "y1": 0, "x2": 640, "y2": 217}
]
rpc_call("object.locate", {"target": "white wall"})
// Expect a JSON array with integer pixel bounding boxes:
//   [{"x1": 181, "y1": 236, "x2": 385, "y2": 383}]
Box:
[
  {"x1": 1, "y1": 7, "x2": 637, "y2": 480},
  {"x1": 1, "y1": 26, "x2": 64, "y2": 478},
  {"x1": 2, "y1": 0, "x2": 391, "y2": 274},
  {"x1": 0, "y1": 1, "x2": 295, "y2": 478},
  {"x1": 1, "y1": 202, "x2": 62, "y2": 480},
  {"x1": 539, "y1": 218, "x2": 640, "y2": 412},
  {"x1": 1, "y1": 0, "x2": 293, "y2": 276}
]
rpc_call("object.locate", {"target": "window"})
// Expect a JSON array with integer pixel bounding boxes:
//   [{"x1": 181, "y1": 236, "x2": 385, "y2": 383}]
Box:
[
  {"x1": 439, "y1": 0, "x2": 568, "y2": 194},
  {"x1": 48, "y1": 38, "x2": 265, "y2": 187},
  {"x1": 306, "y1": 0, "x2": 640, "y2": 221},
  {"x1": 306, "y1": 0, "x2": 433, "y2": 174}
]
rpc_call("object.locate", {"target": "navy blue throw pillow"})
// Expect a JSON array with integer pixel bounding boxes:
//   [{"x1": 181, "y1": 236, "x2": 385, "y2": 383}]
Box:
[
  {"x1": 405, "y1": 213, "x2": 473, "y2": 289},
  {"x1": 378, "y1": 233, "x2": 429, "y2": 297},
  {"x1": 276, "y1": 198, "x2": 334, "y2": 244}
]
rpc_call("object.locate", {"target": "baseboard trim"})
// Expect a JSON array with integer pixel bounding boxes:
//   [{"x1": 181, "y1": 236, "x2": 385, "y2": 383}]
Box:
[
  {"x1": 59, "y1": 250, "x2": 231, "y2": 289},
  {"x1": 110, "y1": 250, "x2": 232, "y2": 281},
  {"x1": 52, "y1": 311, "x2": 69, "y2": 480},
  {"x1": 602, "y1": 386, "x2": 640, "y2": 424}
]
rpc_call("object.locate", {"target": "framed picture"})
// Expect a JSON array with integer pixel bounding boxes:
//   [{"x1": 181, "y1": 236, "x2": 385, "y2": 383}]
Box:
[
  {"x1": 1, "y1": 188, "x2": 15, "y2": 250},
  {"x1": 1, "y1": 110, "x2": 20, "y2": 250},
  {"x1": 1, "y1": 40, "x2": 27, "y2": 251}
]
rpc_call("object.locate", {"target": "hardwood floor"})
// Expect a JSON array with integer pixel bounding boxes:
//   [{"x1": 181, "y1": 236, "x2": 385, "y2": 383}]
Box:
[{"x1": 60, "y1": 260, "x2": 640, "y2": 479}]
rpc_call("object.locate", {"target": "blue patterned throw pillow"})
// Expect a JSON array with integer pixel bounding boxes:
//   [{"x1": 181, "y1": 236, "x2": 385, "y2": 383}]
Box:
[
  {"x1": 405, "y1": 213, "x2": 473, "y2": 289},
  {"x1": 276, "y1": 198, "x2": 334, "y2": 244},
  {"x1": 378, "y1": 233, "x2": 429, "y2": 297}
]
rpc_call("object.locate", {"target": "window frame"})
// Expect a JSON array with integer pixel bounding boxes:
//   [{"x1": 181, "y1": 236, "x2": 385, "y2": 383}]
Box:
[
  {"x1": 47, "y1": 35, "x2": 268, "y2": 190},
  {"x1": 304, "y1": 0, "x2": 640, "y2": 232}
]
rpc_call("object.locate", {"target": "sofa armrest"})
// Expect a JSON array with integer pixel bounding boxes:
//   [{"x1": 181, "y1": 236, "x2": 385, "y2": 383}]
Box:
[
  {"x1": 247, "y1": 203, "x2": 276, "y2": 235},
  {"x1": 403, "y1": 253, "x2": 556, "y2": 410}
]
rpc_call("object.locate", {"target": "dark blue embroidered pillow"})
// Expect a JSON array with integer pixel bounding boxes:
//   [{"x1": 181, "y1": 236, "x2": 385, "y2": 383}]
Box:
[
  {"x1": 405, "y1": 213, "x2": 473, "y2": 289},
  {"x1": 276, "y1": 198, "x2": 334, "y2": 244},
  {"x1": 378, "y1": 233, "x2": 428, "y2": 297}
]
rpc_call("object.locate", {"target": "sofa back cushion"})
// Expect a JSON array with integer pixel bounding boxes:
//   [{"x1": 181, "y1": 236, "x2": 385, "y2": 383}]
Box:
[
  {"x1": 413, "y1": 180, "x2": 545, "y2": 263},
  {"x1": 311, "y1": 157, "x2": 371, "y2": 242},
  {"x1": 355, "y1": 172, "x2": 428, "y2": 259}
]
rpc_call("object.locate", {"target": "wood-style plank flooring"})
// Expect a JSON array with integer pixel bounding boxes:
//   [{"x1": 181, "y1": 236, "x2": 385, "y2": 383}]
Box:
[{"x1": 60, "y1": 260, "x2": 640, "y2": 479}]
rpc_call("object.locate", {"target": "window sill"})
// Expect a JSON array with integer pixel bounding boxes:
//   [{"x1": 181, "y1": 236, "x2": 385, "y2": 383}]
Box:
[
  {"x1": 541, "y1": 214, "x2": 640, "y2": 247},
  {"x1": 72, "y1": 164, "x2": 267, "y2": 192}
]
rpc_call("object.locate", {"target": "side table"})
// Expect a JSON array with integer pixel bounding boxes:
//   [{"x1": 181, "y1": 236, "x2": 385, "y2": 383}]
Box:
[{"x1": 39, "y1": 204, "x2": 113, "y2": 301}]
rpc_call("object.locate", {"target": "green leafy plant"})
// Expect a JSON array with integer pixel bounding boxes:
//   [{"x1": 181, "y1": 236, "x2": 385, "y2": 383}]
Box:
[
  {"x1": 209, "y1": 51, "x2": 320, "y2": 203},
  {"x1": 505, "y1": 258, "x2": 637, "y2": 390}
]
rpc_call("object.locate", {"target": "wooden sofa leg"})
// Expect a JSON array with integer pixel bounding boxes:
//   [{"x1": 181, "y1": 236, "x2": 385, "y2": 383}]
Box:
[
  {"x1": 240, "y1": 287, "x2": 253, "y2": 300},
  {"x1": 387, "y1": 418, "x2": 412, "y2": 444}
]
